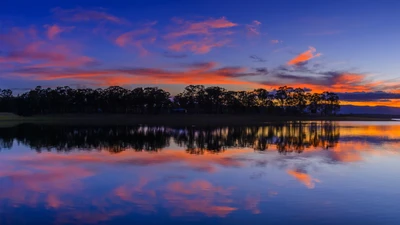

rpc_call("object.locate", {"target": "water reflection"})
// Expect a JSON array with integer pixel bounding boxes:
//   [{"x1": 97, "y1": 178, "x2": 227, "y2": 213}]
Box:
[
  {"x1": 1, "y1": 122, "x2": 400, "y2": 225},
  {"x1": 0, "y1": 122, "x2": 340, "y2": 153}
]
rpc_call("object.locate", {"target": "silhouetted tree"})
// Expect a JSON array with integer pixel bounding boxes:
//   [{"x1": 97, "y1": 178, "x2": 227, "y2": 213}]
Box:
[
  {"x1": 0, "y1": 85, "x2": 340, "y2": 116},
  {"x1": 320, "y1": 92, "x2": 340, "y2": 115},
  {"x1": 0, "y1": 89, "x2": 14, "y2": 112}
]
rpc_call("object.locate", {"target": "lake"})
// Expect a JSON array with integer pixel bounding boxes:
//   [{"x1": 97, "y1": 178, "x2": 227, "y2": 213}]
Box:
[{"x1": 1, "y1": 121, "x2": 400, "y2": 225}]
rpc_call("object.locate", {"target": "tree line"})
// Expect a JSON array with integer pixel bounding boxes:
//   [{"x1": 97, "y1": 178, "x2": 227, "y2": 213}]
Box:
[{"x1": 0, "y1": 85, "x2": 340, "y2": 116}]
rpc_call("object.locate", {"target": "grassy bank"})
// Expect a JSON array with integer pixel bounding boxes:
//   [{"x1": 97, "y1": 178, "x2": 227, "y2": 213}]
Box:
[
  {"x1": 0, "y1": 113, "x2": 395, "y2": 127},
  {"x1": 0, "y1": 113, "x2": 25, "y2": 127}
]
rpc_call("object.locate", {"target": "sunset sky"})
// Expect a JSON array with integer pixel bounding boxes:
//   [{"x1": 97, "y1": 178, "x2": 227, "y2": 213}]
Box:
[{"x1": 1, "y1": 0, "x2": 400, "y2": 107}]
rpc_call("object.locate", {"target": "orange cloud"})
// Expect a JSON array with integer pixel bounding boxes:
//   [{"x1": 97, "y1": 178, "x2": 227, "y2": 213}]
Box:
[
  {"x1": 287, "y1": 46, "x2": 321, "y2": 65},
  {"x1": 331, "y1": 151, "x2": 363, "y2": 162},
  {"x1": 287, "y1": 170, "x2": 320, "y2": 189},
  {"x1": 329, "y1": 73, "x2": 386, "y2": 93},
  {"x1": 262, "y1": 70, "x2": 384, "y2": 93},
  {"x1": 10, "y1": 61, "x2": 262, "y2": 88},
  {"x1": 341, "y1": 99, "x2": 400, "y2": 108}
]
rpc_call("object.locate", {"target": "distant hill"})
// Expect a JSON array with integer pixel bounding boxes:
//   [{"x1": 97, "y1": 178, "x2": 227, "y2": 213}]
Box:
[{"x1": 340, "y1": 105, "x2": 400, "y2": 115}]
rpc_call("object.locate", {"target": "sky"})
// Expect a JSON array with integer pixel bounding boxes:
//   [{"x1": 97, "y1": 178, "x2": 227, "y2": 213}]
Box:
[{"x1": 1, "y1": 0, "x2": 400, "y2": 107}]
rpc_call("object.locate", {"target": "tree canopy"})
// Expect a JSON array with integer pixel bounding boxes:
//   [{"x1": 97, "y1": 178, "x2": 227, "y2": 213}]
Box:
[{"x1": 0, "y1": 85, "x2": 340, "y2": 116}]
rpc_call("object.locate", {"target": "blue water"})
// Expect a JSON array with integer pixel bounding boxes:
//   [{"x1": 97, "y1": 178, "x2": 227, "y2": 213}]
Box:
[{"x1": 0, "y1": 122, "x2": 400, "y2": 225}]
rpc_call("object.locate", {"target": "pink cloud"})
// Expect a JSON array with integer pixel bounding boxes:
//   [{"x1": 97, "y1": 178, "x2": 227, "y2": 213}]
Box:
[
  {"x1": 0, "y1": 27, "x2": 96, "y2": 68},
  {"x1": 0, "y1": 27, "x2": 36, "y2": 48},
  {"x1": 47, "y1": 25, "x2": 62, "y2": 40},
  {"x1": 45, "y1": 24, "x2": 74, "y2": 40},
  {"x1": 165, "y1": 17, "x2": 237, "y2": 39},
  {"x1": 246, "y1": 20, "x2": 262, "y2": 36},
  {"x1": 168, "y1": 39, "x2": 230, "y2": 54},
  {"x1": 253, "y1": 20, "x2": 261, "y2": 26},
  {"x1": 270, "y1": 39, "x2": 282, "y2": 44},
  {"x1": 165, "y1": 17, "x2": 236, "y2": 54},
  {"x1": 115, "y1": 27, "x2": 157, "y2": 56}
]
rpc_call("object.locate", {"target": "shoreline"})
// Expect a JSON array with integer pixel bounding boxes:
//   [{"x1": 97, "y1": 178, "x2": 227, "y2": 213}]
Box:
[{"x1": 0, "y1": 114, "x2": 396, "y2": 127}]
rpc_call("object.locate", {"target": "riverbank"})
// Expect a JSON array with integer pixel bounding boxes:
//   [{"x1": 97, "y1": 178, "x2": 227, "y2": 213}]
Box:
[{"x1": 0, "y1": 113, "x2": 395, "y2": 127}]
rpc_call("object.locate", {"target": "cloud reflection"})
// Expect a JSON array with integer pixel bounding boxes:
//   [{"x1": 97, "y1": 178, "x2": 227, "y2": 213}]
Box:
[
  {"x1": 287, "y1": 169, "x2": 320, "y2": 189},
  {"x1": 1, "y1": 122, "x2": 400, "y2": 223}
]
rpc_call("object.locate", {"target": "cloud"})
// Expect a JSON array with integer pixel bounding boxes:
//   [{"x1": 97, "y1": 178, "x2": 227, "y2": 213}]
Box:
[
  {"x1": 115, "y1": 27, "x2": 157, "y2": 55},
  {"x1": 162, "y1": 51, "x2": 188, "y2": 59},
  {"x1": 270, "y1": 39, "x2": 282, "y2": 44},
  {"x1": 244, "y1": 195, "x2": 261, "y2": 214},
  {"x1": 255, "y1": 67, "x2": 268, "y2": 74},
  {"x1": 0, "y1": 27, "x2": 97, "y2": 69},
  {"x1": 287, "y1": 169, "x2": 320, "y2": 189},
  {"x1": 246, "y1": 20, "x2": 262, "y2": 36},
  {"x1": 168, "y1": 39, "x2": 230, "y2": 54},
  {"x1": 1, "y1": 42, "x2": 96, "y2": 68},
  {"x1": 165, "y1": 17, "x2": 237, "y2": 38},
  {"x1": 253, "y1": 20, "x2": 261, "y2": 26},
  {"x1": 165, "y1": 17, "x2": 237, "y2": 54},
  {"x1": 46, "y1": 25, "x2": 62, "y2": 40},
  {"x1": 8, "y1": 62, "x2": 262, "y2": 88},
  {"x1": 0, "y1": 27, "x2": 38, "y2": 51},
  {"x1": 3, "y1": 25, "x2": 400, "y2": 108},
  {"x1": 6, "y1": 42, "x2": 391, "y2": 96},
  {"x1": 112, "y1": 178, "x2": 238, "y2": 217},
  {"x1": 337, "y1": 92, "x2": 400, "y2": 107},
  {"x1": 250, "y1": 55, "x2": 266, "y2": 62},
  {"x1": 182, "y1": 62, "x2": 218, "y2": 70},
  {"x1": 163, "y1": 180, "x2": 237, "y2": 217},
  {"x1": 45, "y1": 24, "x2": 74, "y2": 40},
  {"x1": 52, "y1": 7, "x2": 126, "y2": 24},
  {"x1": 287, "y1": 46, "x2": 322, "y2": 66},
  {"x1": 255, "y1": 63, "x2": 399, "y2": 94},
  {"x1": 338, "y1": 92, "x2": 400, "y2": 101},
  {"x1": 0, "y1": 157, "x2": 95, "y2": 210}
]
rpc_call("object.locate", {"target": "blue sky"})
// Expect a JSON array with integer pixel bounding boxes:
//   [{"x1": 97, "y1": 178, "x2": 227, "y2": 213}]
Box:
[{"x1": 1, "y1": 0, "x2": 400, "y2": 106}]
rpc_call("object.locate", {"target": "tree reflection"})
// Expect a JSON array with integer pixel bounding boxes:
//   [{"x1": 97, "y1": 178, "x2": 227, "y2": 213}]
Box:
[{"x1": 0, "y1": 122, "x2": 339, "y2": 153}]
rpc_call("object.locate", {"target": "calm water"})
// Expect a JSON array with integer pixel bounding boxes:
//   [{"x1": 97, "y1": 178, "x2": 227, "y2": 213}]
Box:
[{"x1": 1, "y1": 121, "x2": 400, "y2": 225}]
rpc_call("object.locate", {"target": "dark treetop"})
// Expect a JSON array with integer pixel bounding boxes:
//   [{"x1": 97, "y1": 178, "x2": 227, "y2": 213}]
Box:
[{"x1": 0, "y1": 85, "x2": 340, "y2": 116}]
